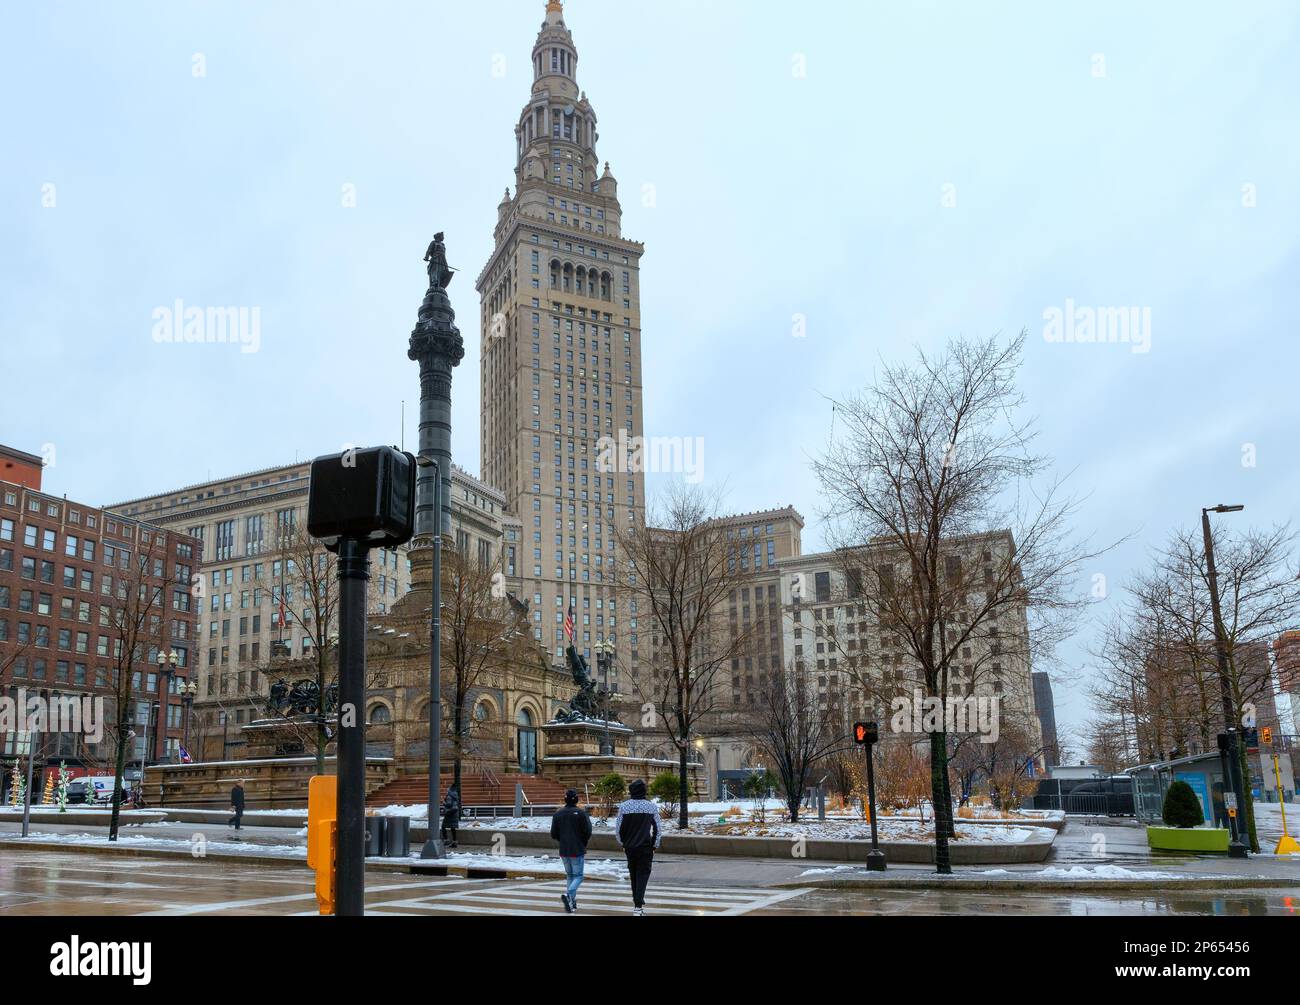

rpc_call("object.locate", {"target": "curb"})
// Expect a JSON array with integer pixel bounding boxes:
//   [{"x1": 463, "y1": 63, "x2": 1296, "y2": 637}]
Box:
[{"x1": 776, "y1": 874, "x2": 1299, "y2": 892}]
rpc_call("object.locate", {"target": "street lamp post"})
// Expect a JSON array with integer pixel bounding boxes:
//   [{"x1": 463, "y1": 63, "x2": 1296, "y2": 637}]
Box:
[
  {"x1": 594, "y1": 639, "x2": 615, "y2": 756},
  {"x1": 180, "y1": 680, "x2": 198, "y2": 756},
  {"x1": 156, "y1": 650, "x2": 179, "y2": 765},
  {"x1": 138, "y1": 700, "x2": 159, "y2": 807},
  {"x1": 1202, "y1": 503, "x2": 1250, "y2": 858},
  {"x1": 20, "y1": 723, "x2": 40, "y2": 838}
]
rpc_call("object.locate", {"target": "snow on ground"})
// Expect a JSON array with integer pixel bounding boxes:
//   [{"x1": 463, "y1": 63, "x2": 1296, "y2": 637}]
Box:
[
  {"x1": 705, "y1": 820, "x2": 1046, "y2": 843},
  {"x1": 0, "y1": 830, "x2": 624, "y2": 877},
  {"x1": 686, "y1": 799, "x2": 788, "y2": 815},
  {"x1": 371, "y1": 800, "x2": 1060, "y2": 821},
  {"x1": 0, "y1": 807, "x2": 158, "y2": 818},
  {"x1": 2, "y1": 830, "x2": 308, "y2": 859},
  {"x1": 1031, "y1": 866, "x2": 1191, "y2": 880},
  {"x1": 406, "y1": 813, "x2": 1046, "y2": 844}
]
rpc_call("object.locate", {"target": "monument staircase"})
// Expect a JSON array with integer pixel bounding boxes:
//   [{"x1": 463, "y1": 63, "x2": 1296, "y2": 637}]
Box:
[{"x1": 364, "y1": 771, "x2": 569, "y2": 811}]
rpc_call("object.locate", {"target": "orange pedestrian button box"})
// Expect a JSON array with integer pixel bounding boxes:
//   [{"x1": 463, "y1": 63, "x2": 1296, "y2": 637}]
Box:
[{"x1": 307, "y1": 776, "x2": 337, "y2": 916}]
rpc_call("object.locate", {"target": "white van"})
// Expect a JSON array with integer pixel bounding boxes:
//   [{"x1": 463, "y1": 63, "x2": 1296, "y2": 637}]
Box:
[{"x1": 67, "y1": 776, "x2": 124, "y2": 805}]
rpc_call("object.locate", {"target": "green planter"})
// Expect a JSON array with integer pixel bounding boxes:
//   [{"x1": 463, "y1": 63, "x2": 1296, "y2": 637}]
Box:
[{"x1": 1146, "y1": 826, "x2": 1230, "y2": 853}]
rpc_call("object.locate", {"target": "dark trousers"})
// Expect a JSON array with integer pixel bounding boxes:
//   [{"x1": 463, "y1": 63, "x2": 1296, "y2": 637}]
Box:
[
  {"x1": 228, "y1": 808, "x2": 243, "y2": 830},
  {"x1": 440, "y1": 820, "x2": 458, "y2": 846},
  {"x1": 625, "y1": 847, "x2": 654, "y2": 908}
]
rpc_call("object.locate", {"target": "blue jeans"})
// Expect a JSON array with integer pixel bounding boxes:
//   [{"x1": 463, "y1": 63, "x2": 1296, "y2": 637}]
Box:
[{"x1": 562, "y1": 856, "x2": 585, "y2": 907}]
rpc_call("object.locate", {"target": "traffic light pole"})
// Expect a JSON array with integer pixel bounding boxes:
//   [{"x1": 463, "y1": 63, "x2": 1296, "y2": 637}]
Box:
[
  {"x1": 1203, "y1": 508, "x2": 1249, "y2": 858},
  {"x1": 335, "y1": 537, "x2": 371, "y2": 915},
  {"x1": 854, "y1": 721, "x2": 887, "y2": 871},
  {"x1": 421, "y1": 460, "x2": 445, "y2": 860},
  {"x1": 864, "y1": 738, "x2": 886, "y2": 871}
]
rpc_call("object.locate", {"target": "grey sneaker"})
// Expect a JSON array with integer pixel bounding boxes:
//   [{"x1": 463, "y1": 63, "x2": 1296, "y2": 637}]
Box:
[{"x1": 633, "y1": 907, "x2": 644, "y2": 917}]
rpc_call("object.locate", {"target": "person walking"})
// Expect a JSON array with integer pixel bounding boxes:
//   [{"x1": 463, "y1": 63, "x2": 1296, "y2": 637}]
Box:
[
  {"x1": 614, "y1": 778, "x2": 661, "y2": 916},
  {"x1": 440, "y1": 783, "x2": 461, "y2": 849},
  {"x1": 550, "y1": 788, "x2": 593, "y2": 913},
  {"x1": 228, "y1": 780, "x2": 245, "y2": 831}
]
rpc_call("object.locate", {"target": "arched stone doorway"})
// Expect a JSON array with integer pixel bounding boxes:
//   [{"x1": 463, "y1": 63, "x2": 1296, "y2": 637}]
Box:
[{"x1": 516, "y1": 706, "x2": 538, "y2": 775}]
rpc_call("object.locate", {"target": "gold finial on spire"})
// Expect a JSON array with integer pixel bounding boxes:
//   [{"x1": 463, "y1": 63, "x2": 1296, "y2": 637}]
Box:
[{"x1": 546, "y1": 0, "x2": 563, "y2": 13}]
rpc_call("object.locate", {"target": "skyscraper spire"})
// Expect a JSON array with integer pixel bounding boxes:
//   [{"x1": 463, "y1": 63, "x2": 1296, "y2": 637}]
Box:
[{"x1": 477, "y1": 4, "x2": 646, "y2": 683}]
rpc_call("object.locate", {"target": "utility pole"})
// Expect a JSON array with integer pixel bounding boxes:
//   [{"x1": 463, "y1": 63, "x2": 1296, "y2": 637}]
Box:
[{"x1": 307, "y1": 446, "x2": 417, "y2": 917}]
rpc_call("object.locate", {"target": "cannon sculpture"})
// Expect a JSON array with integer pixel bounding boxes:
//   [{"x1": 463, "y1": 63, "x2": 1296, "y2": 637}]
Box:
[{"x1": 267, "y1": 678, "x2": 340, "y2": 719}]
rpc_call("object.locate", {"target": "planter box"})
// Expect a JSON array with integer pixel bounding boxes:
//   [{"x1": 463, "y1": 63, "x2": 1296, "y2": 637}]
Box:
[{"x1": 1146, "y1": 826, "x2": 1229, "y2": 853}]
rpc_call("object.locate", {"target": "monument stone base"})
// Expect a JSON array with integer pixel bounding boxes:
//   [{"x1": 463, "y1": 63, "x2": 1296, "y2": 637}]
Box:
[{"x1": 540, "y1": 720, "x2": 705, "y2": 798}]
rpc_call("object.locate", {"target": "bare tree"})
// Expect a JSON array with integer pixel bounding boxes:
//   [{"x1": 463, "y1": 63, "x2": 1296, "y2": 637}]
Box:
[
  {"x1": 1094, "y1": 522, "x2": 1300, "y2": 851},
  {"x1": 438, "y1": 543, "x2": 530, "y2": 790},
  {"x1": 741, "y1": 663, "x2": 849, "y2": 822},
  {"x1": 949, "y1": 716, "x2": 1048, "y2": 811},
  {"x1": 812, "y1": 333, "x2": 1106, "y2": 873},
  {"x1": 1081, "y1": 714, "x2": 1130, "y2": 775},
  {"x1": 104, "y1": 531, "x2": 183, "y2": 841},
  {"x1": 256, "y1": 524, "x2": 345, "y2": 774},
  {"x1": 617, "y1": 484, "x2": 756, "y2": 829},
  {"x1": 251, "y1": 523, "x2": 401, "y2": 773}
]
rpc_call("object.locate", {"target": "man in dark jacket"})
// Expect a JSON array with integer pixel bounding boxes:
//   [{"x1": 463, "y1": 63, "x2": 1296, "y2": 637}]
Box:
[
  {"x1": 440, "y1": 784, "x2": 461, "y2": 849},
  {"x1": 550, "y1": 789, "x2": 593, "y2": 913},
  {"x1": 614, "y1": 778, "x2": 662, "y2": 915},
  {"x1": 228, "y1": 781, "x2": 245, "y2": 831}
]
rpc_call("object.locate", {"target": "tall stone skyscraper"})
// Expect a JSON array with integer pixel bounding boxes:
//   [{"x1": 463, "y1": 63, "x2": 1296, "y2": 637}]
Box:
[{"x1": 477, "y1": 0, "x2": 645, "y2": 686}]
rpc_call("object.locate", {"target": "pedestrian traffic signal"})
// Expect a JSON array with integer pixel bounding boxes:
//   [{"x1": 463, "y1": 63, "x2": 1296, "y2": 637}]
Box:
[
  {"x1": 1261, "y1": 727, "x2": 1273, "y2": 745},
  {"x1": 853, "y1": 722, "x2": 879, "y2": 746},
  {"x1": 307, "y1": 446, "x2": 417, "y2": 553}
]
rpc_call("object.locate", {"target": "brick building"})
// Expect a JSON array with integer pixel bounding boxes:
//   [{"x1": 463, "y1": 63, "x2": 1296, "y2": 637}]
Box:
[{"x1": 0, "y1": 447, "x2": 201, "y2": 793}]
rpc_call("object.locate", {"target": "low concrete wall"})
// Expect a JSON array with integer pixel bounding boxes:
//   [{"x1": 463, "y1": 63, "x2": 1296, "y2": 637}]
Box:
[
  {"x1": 0, "y1": 809, "x2": 166, "y2": 827},
  {"x1": 164, "y1": 809, "x2": 307, "y2": 828},
  {"x1": 410, "y1": 823, "x2": 1055, "y2": 865},
  {"x1": 150, "y1": 757, "x2": 393, "y2": 811}
]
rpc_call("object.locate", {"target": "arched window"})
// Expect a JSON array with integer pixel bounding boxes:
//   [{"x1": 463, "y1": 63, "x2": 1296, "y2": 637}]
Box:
[
  {"x1": 517, "y1": 707, "x2": 533, "y2": 727},
  {"x1": 474, "y1": 701, "x2": 492, "y2": 723},
  {"x1": 368, "y1": 704, "x2": 392, "y2": 724}
]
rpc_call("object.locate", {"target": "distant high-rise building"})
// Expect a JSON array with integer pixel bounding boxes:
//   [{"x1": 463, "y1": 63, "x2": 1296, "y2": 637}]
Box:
[
  {"x1": 477, "y1": 0, "x2": 645, "y2": 676},
  {"x1": 108, "y1": 462, "x2": 508, "y2": 760},
  {"x1": 1273, "y1": 630, "x2": 1300, "y2": 735},
  {"x1": 1033, "y1": 672, "x2": 1060, "y2": 769}
]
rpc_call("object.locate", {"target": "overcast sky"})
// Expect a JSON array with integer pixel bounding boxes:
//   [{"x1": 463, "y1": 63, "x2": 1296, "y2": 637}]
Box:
[{"x1": 4, "y1": 0, "x2": 1298, "y2": 744}]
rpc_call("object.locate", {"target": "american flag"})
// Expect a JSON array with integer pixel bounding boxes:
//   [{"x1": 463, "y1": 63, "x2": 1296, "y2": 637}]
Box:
[
  {"x1": 179, "y1": 746, "x2": 193, "y2": 764},
  {"x1": 563, "y1": 603, "x2": 575, "y2": 644}
]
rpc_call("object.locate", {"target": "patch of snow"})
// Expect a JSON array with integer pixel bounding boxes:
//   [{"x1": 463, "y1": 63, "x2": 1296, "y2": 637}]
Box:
[
  {"x1": 703, "y1": 819, "x2": 1048, "y2": 844},
  {"x1": 1, "y1": 831, "x2": 306, "y2": 858},
  {"x1": 1036, "y1": 865, "x2": 1185, "y2": 880}
]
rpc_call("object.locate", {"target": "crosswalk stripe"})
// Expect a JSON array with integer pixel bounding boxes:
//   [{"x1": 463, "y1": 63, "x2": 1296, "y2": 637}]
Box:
[
  {"x1": 469, "y1": 887, "x2": 759, "y2": 910},
  {"x1": 362, "y1": 877, "x2": 807, "y2": 916}
]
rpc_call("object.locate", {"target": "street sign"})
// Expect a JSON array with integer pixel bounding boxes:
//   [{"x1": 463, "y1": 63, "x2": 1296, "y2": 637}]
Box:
[{"x1": 1224, "y1": 791, "x2": 1238, "y2": 811}]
